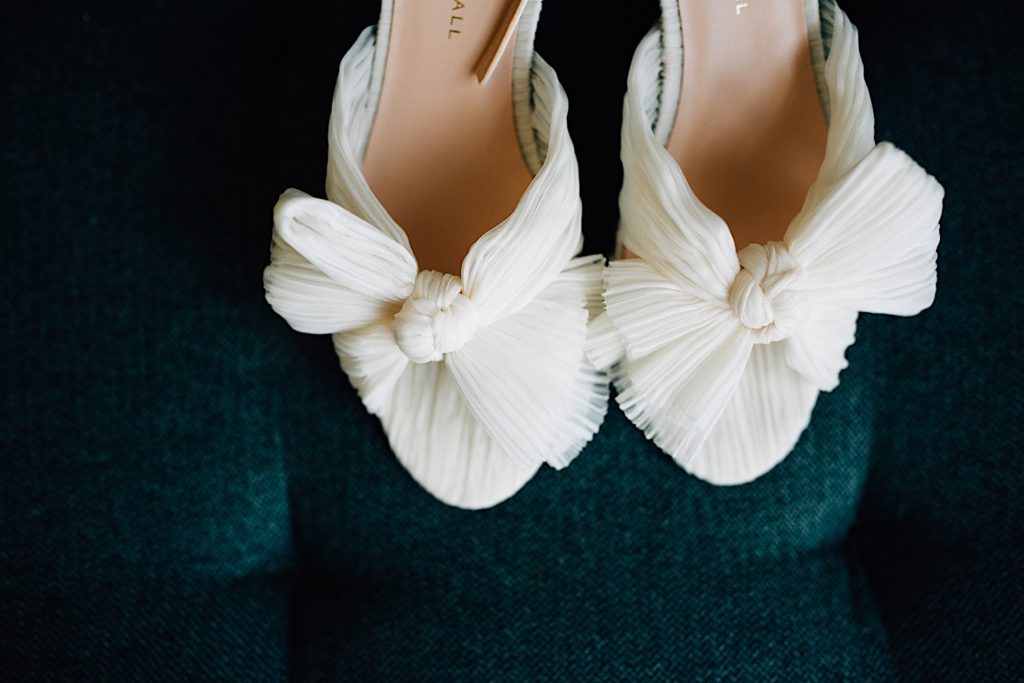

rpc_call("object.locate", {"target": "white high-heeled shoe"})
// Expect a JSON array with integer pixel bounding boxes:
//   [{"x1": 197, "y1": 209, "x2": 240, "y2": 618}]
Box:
[
  {"x1": 264, "y1": 0, "x2": 607, "y2": 508},
  {"x1": 590, "y1": 0, "x2": 944, "y2": 485}
]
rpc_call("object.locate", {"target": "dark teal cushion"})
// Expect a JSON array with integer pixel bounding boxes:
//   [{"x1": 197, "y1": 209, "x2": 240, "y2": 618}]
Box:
[{"x1": 3, "y1": 1, "x2": 1020, "y2": 680}]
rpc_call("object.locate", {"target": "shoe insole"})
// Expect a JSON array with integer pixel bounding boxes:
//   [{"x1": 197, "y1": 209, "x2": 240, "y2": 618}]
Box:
[
  {"x1": 667, "y1": 0, "x2": 827, "y2": 250},
  {"x1": 362, "y1": 0, "x2": 534, "y2": 276}
]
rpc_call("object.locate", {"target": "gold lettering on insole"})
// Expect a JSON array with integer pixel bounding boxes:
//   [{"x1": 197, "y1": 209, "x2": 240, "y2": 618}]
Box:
[{"x1": 449, "y1": 0, "x2": 466, "y2": 38}]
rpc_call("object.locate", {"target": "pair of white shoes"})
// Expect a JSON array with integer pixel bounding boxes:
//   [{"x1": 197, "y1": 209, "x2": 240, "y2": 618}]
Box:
[{"x1": 265, "y1": 0, "x2": 943, "y2": 508}]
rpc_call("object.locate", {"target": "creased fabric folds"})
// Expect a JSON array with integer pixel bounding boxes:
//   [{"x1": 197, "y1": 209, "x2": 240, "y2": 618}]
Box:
[
  {"x1": 264, "y1": 26, "x2": 607, "y2": 508},
  {"x1": 592, "y1": 2, "x2": 943, "y2": 484}
]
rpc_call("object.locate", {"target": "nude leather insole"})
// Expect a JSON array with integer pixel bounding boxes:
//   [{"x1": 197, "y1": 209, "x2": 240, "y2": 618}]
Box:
[
  {"x1": 667, "y1": 0, "x2": 828, "y2": 250},
  {"x1": 362, "y1": 0, "x2": 533, "y2": 276}
]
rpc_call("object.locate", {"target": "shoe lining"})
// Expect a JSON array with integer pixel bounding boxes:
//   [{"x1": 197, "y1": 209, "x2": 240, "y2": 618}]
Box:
[
  {"x1": 362, "y1": 0, "x2": 534, "y2": 275},
  {"x1": 665, "y1": 0, "x2": 829, "y2": 250}
]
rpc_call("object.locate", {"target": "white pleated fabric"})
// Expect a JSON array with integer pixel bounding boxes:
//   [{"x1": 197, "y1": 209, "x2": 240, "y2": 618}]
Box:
[
  {"x1": 264, "y1": 16, "x2": 607, "y2": 509},
  {"x1": 590, "y1": 1, "x2": 944, "y2": 485}
]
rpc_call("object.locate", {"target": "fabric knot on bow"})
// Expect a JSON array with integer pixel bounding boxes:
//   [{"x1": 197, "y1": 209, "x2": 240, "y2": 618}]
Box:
[
  {"x1": 393, "y1": 271, "x2": 479, "y2": 363},
  {"x1": 728, "y1": 241, "x2": 807, "y2": 343}
]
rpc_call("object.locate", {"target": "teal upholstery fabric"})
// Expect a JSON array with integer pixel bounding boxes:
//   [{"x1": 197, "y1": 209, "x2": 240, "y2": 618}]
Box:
[{"x1": 2, "y1": 1, "x2": 1020, "y2": 680}]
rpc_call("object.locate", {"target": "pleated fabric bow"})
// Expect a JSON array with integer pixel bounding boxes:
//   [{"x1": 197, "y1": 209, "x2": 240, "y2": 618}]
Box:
[
  {"x1": 589, "y1": 5, "x2": 943, "y2": 484},
  {"x1": 264, "y1": 28, "x2": 607, "y2": 508}
]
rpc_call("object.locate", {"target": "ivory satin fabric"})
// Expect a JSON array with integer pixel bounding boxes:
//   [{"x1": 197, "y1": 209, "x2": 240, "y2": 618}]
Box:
[
  {"x1": 264, "y1": 7, "x2": 608, "y2": 509},
  {"x1": 591, "y1": 1, "x2": 943, "y2": 484}
]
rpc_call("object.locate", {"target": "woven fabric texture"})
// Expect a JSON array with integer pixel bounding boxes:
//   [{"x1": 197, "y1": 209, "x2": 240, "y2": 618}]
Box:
[{"x1": 2, "y1": 1, "x2": 1020, "y2": 681}]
